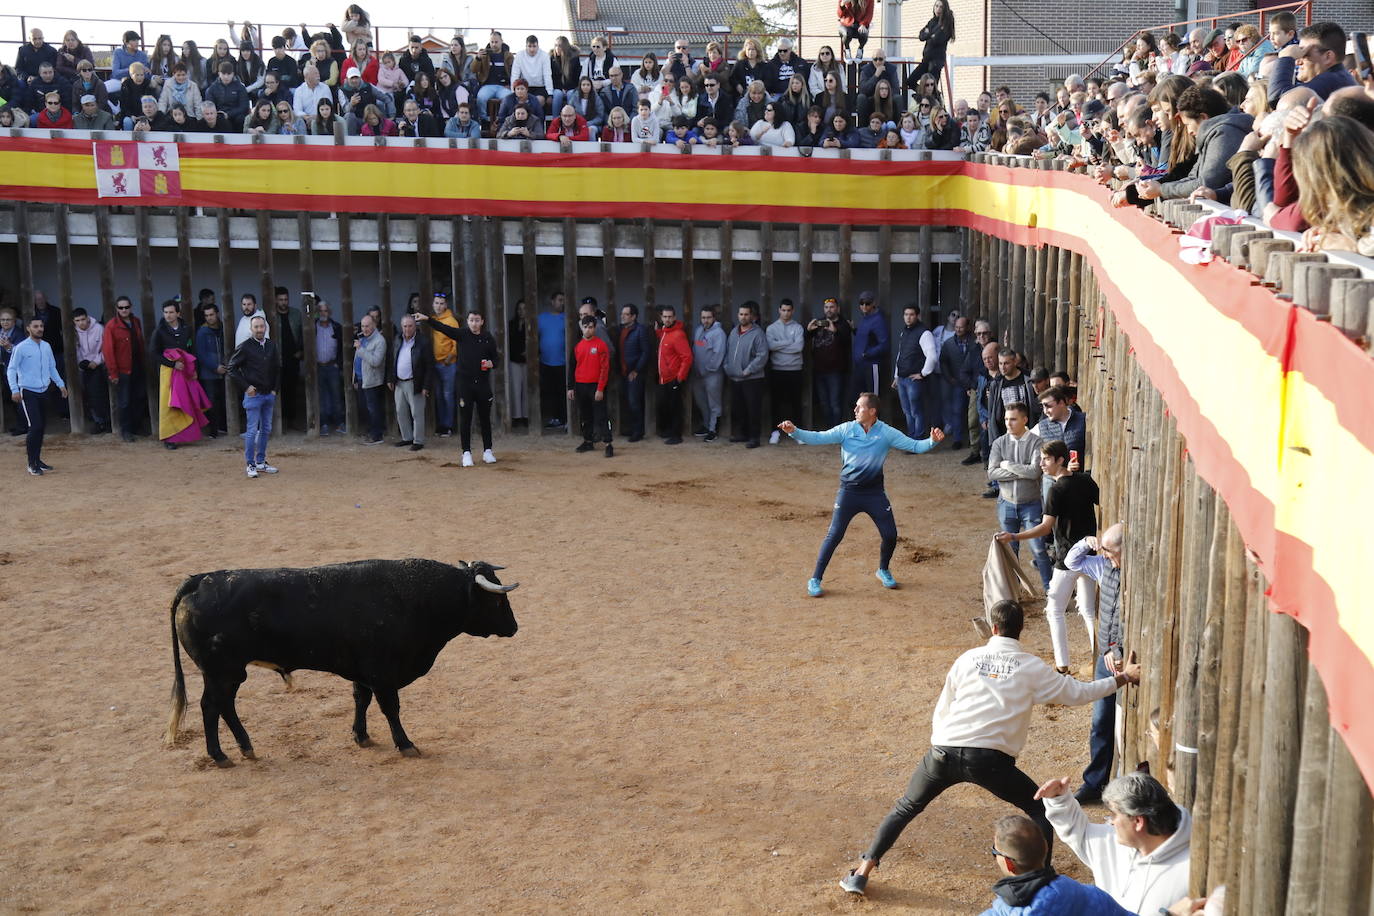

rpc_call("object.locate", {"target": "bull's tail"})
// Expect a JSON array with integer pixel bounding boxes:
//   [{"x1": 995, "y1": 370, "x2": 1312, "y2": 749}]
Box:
[{"x1": 165, "y1": 577, "x2": 198, "y2": 747}]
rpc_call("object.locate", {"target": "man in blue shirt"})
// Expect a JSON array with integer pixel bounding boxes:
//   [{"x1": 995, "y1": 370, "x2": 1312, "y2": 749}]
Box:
[
  {"x1": 780, "y1": 392, "x2": 944, "y2": 596},
  {"x1": 6, "y1": 315, "x2": 67, "y2": 475},
  {"x1": 538, "y1": 290, "x2": 567, "y2": 428}
]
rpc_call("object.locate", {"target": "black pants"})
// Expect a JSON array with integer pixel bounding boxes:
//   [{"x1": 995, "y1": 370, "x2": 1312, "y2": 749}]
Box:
[
  {"x1": 458, "y1": 376, "x2": 493, "y2": 452},
  {"x1": 19, "y1": 388, "x2": 47, "y2": 467},
  {"x1": 768, "y1": 368, "x2": 803, "y2": 426},
  {"x1": 81, "y1": 366, "x2": 110, "y2": 429},
  {"x1": 730, "y1": 376, "x2": 764, "y2": 443},
  {"x1": 574, "y1": 382, "x2": 611, "y2": 444},
  {"x1": 862, "y1": 745, "x2": 1052, "y2": 865},
  {"x1": 657, "y1": 380, "x2": 683, "y2": 438},
  {"x1": 363, "y1": 385, "x2": 386, "y2": 441},
  {"x1": 621, "y1": 373, "x2": 645, "y2": 438},
  {"x1": 115, "y1": 370, "x2": 148, "y2": 436},
  {"x1": 200, "y1": 375, "x2": 226, "y2": 434},
  {"x1": 539, "y1": 362, "x2": 566, "y2": 424}
]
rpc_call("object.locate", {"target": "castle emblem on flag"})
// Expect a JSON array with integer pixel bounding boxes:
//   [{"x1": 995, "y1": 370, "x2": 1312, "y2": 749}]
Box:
[{"x1": 93, "y1": 141, "x2": 182, "y2": 200}]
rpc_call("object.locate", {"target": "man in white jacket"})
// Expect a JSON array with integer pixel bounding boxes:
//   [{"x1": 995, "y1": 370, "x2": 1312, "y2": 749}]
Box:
[
  {"x1": 839, "y1": 599, "x2": 1141, "y2": 897},
  {"x1": 1034, "y1": 771, "x2": 1191, "y2": 915}
]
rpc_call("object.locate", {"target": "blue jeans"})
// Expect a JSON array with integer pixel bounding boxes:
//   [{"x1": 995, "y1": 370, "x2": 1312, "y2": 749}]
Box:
[
  {"x1": 433, "y1": 362, "x2": 457, "y2": 432},
  {"x1": 363, "y1": 385, "x2": 386, "y2": 441},
  {"x1": 813, "y1": 370, "x2": 844, "y2": 428},
  {"x1": 813, "y1": 486, "x2": 898, "y2": 580},
  {"x1": 944, "y1": 383, "x2": 968, "y2": 442},
  {"x1": 1081, "y1": 651, "x2": 1117, "y2": 792},
  {"x1": 997, "y1": 498, "x2": 1052, "y2": 588},
  {"x1": 895, "y1": 376, "x2": 925, "y2": 439},
  {"x1": 476, "y1": 84, "x2": 511, "y2": 117},
  {"x1": 318, "y1": 364, "x2": 343, "y2": 428},
  {"x1": 242, "y1": 392, "x2": 275, "y2": 465}
]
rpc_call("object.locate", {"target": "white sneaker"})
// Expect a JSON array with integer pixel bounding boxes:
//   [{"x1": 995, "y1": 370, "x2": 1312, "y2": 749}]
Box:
[
  {"x1": 461, "y1": 451, "x2": 474, "y2": 467},
  {"x1": 245, "y1": 464, "x2": 259, "y2": 479},
  {"x1": 255, "y1": 462, "x2": 278, "y2": 474},
  {"x1": 769, "y1": 430, "x2": 781, "y2": 445},
  {"x1": 482, "y1": 449, "x2": 496, "y2": 464}
]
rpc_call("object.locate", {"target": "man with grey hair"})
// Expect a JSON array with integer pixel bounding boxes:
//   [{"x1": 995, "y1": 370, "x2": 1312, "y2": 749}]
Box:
[
  {"x1": 1064, "y1": 73, "x2": 1086, "y2": 94},
  {"x1": 1064, "y1": 523, "x2": 1125, "y2": 803},
  {"x1": 979, "y1": 813, "x2": 1133, "y2": 915},
  {"x1": 387, "y1": 313, "x2": 431, "y2": 451},
  {"x1": 1034, "y1": 771, "x2": 1191, "y2": 915}
]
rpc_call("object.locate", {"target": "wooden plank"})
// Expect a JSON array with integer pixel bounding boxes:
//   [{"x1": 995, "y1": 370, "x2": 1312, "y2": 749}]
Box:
[
  {"x1": 563, "y1": 218, "x2": 578, "y2": 436},
  {"x1": 136, "y1": 207, "x2": 160, "y2": 423},
  {"x1": 255, "y1": 210, "x2": 281, "y2": 435},
  {"x1": 337, "y1": 213, "x2": 358, "y2": 438},
  {"x1": 297, "y1": 212, "x2": 319, "y2": 438},
  {"x1": 838, "y1": 223, "x2": 853, "y2": 318},
  {"x1": 607, "y1": 218, "x2": 626, "y2": 434},
  {"x1": 917, "y1": 223, "x2": 932, "y2": 320},
  {"x1": 53, "y1": 204, "x2": 84, "y2": 434},
  {"x1": 488, "y1": 217, "x2": 509, "y2": 434},
  {"x1": 95, "y1": 207, "x2": 121, "y2": 432},
  {"x1": 1282, "y1": 662, "x2": 1330, "y2": 916},
  {"x1": 1250, "y1": 612, "x2": 1307, "y2": 912},
  {"x1": 719, "y1": 221, "x2": 733, "y2": 311},
  {"x1": 1316, "y1": 724, "x2": 1374, "y2": 915},
  {"x1": 416, "y1": 214, "x2": 433, "y2": 305},
  {"x1": 175, "y1": 208, "x2": 194, "y2": 327},
  {"x1": 521, "y1": 218, "x2": 541, "y2": 432},
  {"x1": 15, "y1": 202, "x2": 34, "y2": 318},
  {"x1": 377, "y1": 212, "x2": 395, "y2": 437},
  {"x1": 642, "y1": 218, "x2": 657, "y2": 311},
  {"x1": 760, "y1": 222, "x2": 775, "y2": 320}
]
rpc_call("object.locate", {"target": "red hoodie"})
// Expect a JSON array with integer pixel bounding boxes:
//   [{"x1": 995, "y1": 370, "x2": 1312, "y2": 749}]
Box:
[
  {"x1": 572, "y1": 335, "x2": 610, "y2": 391},
  {"x1": 101, "y1": 313, "x2": 145, "y2": 380},
  {"x1": 656, "y1": 321, "x2": 692, "y2": 383}
]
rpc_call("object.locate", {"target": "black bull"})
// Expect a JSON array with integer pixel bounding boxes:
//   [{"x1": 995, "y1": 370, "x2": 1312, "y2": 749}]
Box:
[{"x1": 165, "y1": 558, "x2": 519, "y2": 767}]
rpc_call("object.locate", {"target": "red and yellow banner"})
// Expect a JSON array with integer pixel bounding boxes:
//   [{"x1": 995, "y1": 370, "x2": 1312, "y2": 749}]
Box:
[{"x1": 2, "y1": 137, "x2": 1371, "y2": 788}]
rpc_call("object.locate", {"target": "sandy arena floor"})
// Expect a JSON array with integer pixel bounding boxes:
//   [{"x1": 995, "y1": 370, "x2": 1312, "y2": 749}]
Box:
[{"x1": 1, "y1": 427, "x2": 1106, "y2": 914}]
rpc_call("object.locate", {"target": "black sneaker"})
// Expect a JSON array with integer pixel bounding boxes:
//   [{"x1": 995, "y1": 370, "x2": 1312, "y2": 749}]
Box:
[
  {"x1": 1074, "y1": 786, "x2": 1104, "y2": 806},
  {"x1": 575, "y1": 441, "x2": 594, "y2": 453},
  {"x1": 745, "y1": 440, "x2": 760, "y2": 449},
  {"x1": 961, "y1": 452, "x2": 982, "y2": 466},
  {"x1": 27, "y1": 465, "x2": 43, "y2": 476},
  {"x1": 692, "y1": 427, "x2": 708, "y2": 437},
  {"x1": 37, "y1": 460, "x2": 53, "y2": 471},
  {"x1": 982, "y1": 486, "x2": 998, "y2": 499},
  {"x1": 704, "y1": 431, "x2": 717, "y2": 442},
  {"x1": 409, "y1": 443, "x2": 424, "y2": 451},
  {"x1": 394, "y1": 440, "x2": 413, "y2": 448},
  {"x1": 664, "y1": 436, "x2": 682, "y2": 445},
  {"x1": 628, "y1": 434, "x2": 643, "y2": 443},
  {"x1": 729, "y1": 436, "x2": 747, "y2": 443}
]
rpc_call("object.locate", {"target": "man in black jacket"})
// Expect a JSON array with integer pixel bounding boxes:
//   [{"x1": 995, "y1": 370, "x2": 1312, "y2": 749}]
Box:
[
  {"x1": 149, "y1": 299, "x2": 196, "y2": 450},
  {"x1": 938, "y1": 315, "x2": 980, "y2": 451},
  {"x1": 386, "y1": 314, "x2": 433, "y2": 451},
  {"x1": 695, "y1": 74, "x2": 733, "y2": 132},
  {"x1": 226, "y1": 315, "x2": 280, "y2": 478},
  {"x1": 416, "y1": 309, "x2": 500, "y2": 466},
  {"x1": 618, "y1": 303, "x2": 651, "y2": 441}
]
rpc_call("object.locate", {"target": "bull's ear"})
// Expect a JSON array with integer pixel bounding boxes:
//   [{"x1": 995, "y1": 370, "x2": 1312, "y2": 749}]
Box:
[{"x1": 456, "y1": 560, "x2": 470, "y2": 569}]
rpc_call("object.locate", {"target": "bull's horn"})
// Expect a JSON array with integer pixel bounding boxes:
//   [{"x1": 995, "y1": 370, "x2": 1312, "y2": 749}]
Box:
[
  {"x1": 475, "y1": 574, "x2": 518, "y2": 593},
  {"x1": 486, "y1": 565, "x2": 506, "y2": 571}
]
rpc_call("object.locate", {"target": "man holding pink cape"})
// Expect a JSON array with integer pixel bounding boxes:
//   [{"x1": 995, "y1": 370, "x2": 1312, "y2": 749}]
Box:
[{"x1": 149, "y1": 299, "x2": 211, "y2": 448}]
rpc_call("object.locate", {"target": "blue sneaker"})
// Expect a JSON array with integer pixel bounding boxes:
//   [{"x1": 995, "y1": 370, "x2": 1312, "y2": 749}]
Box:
[
  {"x1": 807, "y1": 578, "x2": 823, "y2": 597},
  {"x1": 839, "y1": 869, "x2": 868, "y2": 895},
  {"x1": 876, "y1": 568, "x2": 897, "y2": 589}
]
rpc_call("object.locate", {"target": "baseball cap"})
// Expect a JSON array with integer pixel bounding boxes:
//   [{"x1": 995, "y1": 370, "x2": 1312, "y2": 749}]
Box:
[
  {"x1": 581, "y1": 296, "x2": 597, "y2": 306},
  {"x1": 80, "y1": 94, "x2": 96, "y2": 105},
  {"x1": 858, "y1": 290, "x2": 875, "y2": 302}
]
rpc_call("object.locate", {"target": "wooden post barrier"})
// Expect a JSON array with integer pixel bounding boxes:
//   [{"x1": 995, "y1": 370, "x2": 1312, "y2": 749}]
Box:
[
  {"x1": 1283, "y1": 662, "x2": 1331, "y2": 916},
  {"x1": 520, "y1": 217, "x2": 541, "y2": 433},
  {"x1": 95, "y1": 206, "x2": 121, "y2": 432},
  {"x1": 1291, "y1": 262, "x2": 1360, "y2": 317},
  {"x1": 297, "y1": 212, "x2": 319, "y2": 438},
  {"x1": 136, "y1": 207, "x2": 160, "y2": 427},
  {"x1": 1329, "y1": 278, "x2": 1374, "y2": 347},
  {"x1": 53, "y1": 203, "x2": 83, "y2": 435},
  {"x1": 337, "y1": 213, "x2": 358, "y2": 439}
]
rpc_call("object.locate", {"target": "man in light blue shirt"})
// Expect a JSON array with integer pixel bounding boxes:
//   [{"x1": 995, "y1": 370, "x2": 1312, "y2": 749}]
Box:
[
  {"x1": 6, "y1": 315, "x2": 67, "y2": 475},
  {"x1": 780, "y1": 392, "x2": 944, "y2": 596},
  {"x1": 538, "y1": 291, "x2": 567, "y2": 428}
]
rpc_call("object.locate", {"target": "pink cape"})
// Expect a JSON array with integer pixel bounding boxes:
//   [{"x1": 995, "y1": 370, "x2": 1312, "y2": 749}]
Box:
[{"x1": 162, "y1": 348, "x2": 213, "y2": 443}]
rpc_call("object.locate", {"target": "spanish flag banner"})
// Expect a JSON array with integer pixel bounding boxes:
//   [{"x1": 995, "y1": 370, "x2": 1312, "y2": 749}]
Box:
[{"x1": 1, "y1": 136, "x2": 1371, "y2": 789}]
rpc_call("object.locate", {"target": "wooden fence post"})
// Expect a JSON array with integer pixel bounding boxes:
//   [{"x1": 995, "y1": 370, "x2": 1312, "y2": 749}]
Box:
[
  {"x1": 53, "y1": 203, "x2": 83, "y2": 434},
  {"x1": 1250, "y1": 612, "x2": 1307, "y2": 913},
  {"x1": 1283, "y1": 662, "x2": 1331, "y2": 916},
  {"x1": 136, "y1": 207, "x2": 160, "y2": 426},
  {"x1": 297, "y1": 212, "x2": 319, "y2": 438},
  {"x1": 95, "y1": 206, "x2": 121, "y2": 431},
  {"x1": 337, "y1": 213, "x2": 358, "y2": 439}
]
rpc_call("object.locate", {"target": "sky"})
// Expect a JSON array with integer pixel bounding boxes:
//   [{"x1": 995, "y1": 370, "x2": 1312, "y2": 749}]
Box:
[{"x1": 1, "y1": 0, "x2": 572, "y2": 58}]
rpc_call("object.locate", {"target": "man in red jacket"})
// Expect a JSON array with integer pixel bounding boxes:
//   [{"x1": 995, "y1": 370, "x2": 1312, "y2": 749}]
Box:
[
  {"x1": 100, "y1": 295, "x2": 148, "y2": 441},
  {"x1": 655, "y1": 304, "x2": 692, "y2": 444},
  {"x1": 547, "y1": 105, "x2": 590, "y2": 149},
  {"x1": 568, "y1": 314, "x2": 613, "y2": 457}
]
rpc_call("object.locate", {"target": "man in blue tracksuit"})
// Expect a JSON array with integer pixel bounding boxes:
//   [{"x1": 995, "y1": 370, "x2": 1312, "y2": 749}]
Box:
[
  {"x1": 779, "y1": 391, "x2": 944, "y2": 596},
  {"x1": 977, "y1": 814, "x2": 1132, "y2": 915},
  {"x1": 850, "y1": 290, "x2": 889, "y2": 403}
]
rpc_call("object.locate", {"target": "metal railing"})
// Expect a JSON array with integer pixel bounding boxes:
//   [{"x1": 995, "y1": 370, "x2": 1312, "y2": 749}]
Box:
[{"x1": 1082, "y1": 0, "x2": 1314, "y2": 81}]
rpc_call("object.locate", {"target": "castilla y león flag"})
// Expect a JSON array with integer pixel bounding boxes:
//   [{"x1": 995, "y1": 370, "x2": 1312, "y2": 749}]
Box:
[{"x1": 93, "y1": 141, "x2": 182, "y2": 199}]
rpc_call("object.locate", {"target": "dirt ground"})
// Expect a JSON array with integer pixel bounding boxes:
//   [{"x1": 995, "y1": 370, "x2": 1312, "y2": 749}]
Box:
[{"x1": 1, "y1": 427, "x2": 1106, "y2": 914}]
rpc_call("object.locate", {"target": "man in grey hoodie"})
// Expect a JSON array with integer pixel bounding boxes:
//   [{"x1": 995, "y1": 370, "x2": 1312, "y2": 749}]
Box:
[
  {"x1": 766, "y1": 299, "x2": 804, "y2": 445},
  {"x1": 988, "y1": 402, "x2": 1050, "y2": 588},
  {"x1": 691, "y1": 304, "x2": 727, "y2": 441},
  {"x1": 724, "y1": 301, "x2": 769, "y2": 448}
]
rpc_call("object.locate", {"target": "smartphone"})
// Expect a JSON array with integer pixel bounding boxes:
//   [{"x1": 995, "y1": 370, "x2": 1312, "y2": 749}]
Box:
[
  {"x1": 1355, "y1": 33, "x2": 1372, "y2": 81},
  {"x1": 1069, "y1": 449, "x2": 1079, "y2": 465}
]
